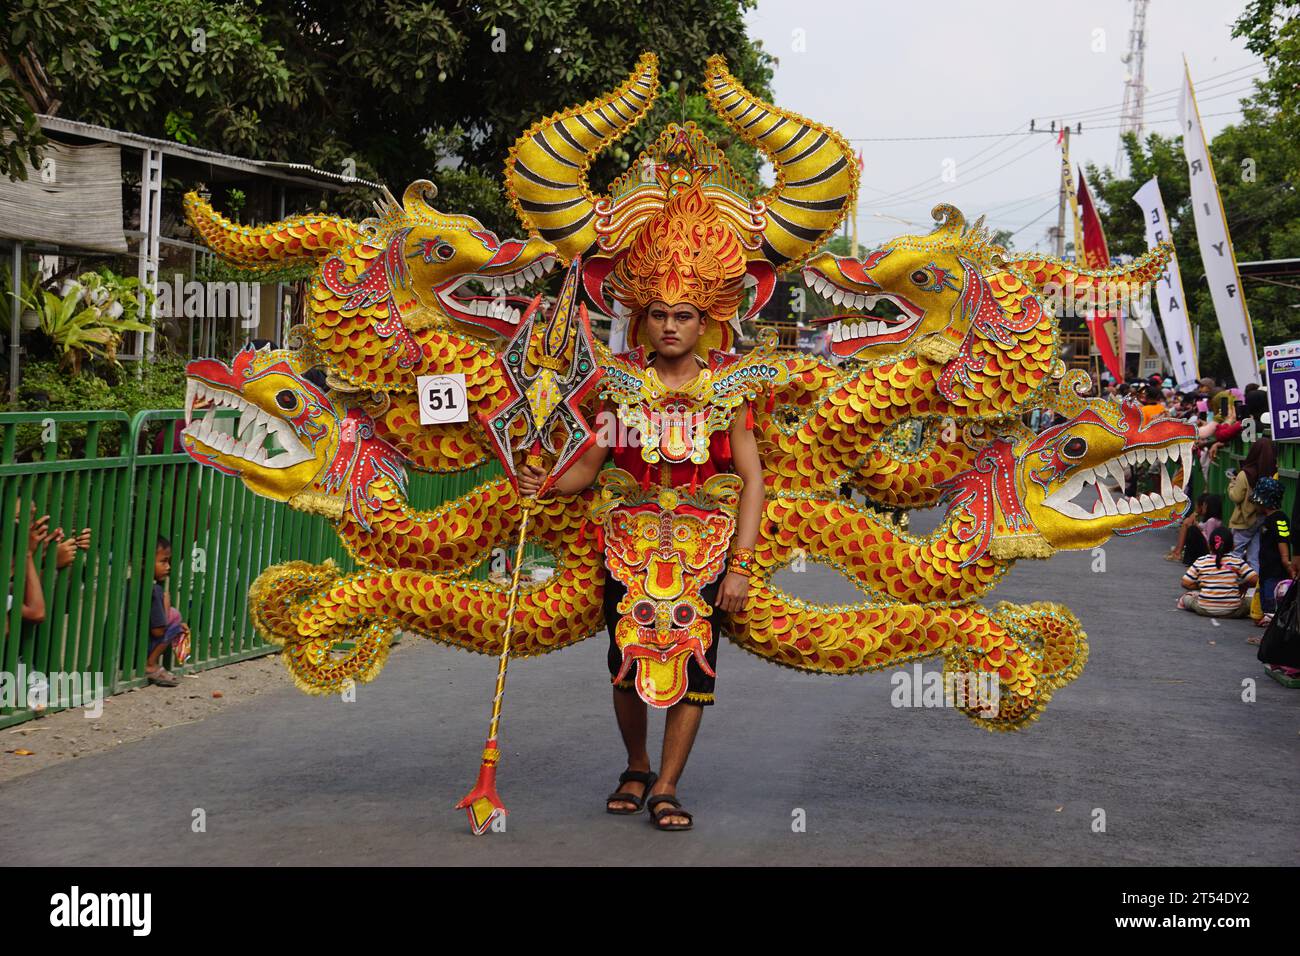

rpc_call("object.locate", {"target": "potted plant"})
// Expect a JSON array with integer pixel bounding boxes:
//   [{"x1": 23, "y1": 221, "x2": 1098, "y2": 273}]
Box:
[
  {"x1": 17, "y1": 275, "x2": 42, "y2": 331},
  {"x1": 20, "y1": 274, "x2": 154, "y2": 374}
]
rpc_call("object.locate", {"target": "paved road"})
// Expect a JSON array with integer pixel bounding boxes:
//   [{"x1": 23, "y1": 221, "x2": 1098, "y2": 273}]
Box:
[{"x1": 1, "y1": 516, "x2": 1296, "y2": 866}]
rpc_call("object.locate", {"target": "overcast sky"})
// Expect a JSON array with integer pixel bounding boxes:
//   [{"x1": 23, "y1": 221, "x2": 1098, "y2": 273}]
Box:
[{"x1": 744, "y1": 0, "x2": 1262, "y2": 249}]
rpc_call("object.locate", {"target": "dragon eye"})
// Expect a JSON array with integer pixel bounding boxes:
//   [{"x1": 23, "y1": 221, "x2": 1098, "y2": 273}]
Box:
[
  {"x1": 632, "y1": 601, "x2": 656, "y2": 625},
  {"x1": 1063, "y1": 437, "x2": 1087, "y2": 458},
  {"x1": 435, "y1": 243, "x2": 455, "y2": 261},
  {"x1": 275, "y1": 389, "x2": 298, "y2": 411},
  {"x1": 910, "y1": 269, "x2": 930, "y2": 285},
  {"x1": 672, "y1": 604, "x2": 695, "y2": 626}
]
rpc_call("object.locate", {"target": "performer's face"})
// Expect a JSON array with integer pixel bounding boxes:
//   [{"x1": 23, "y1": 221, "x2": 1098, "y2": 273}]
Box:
[{"x1": 644, "y1": 300, "x2": 705, "y2": 359}]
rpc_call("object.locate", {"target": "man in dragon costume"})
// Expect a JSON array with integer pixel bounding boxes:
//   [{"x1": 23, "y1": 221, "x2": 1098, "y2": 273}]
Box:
[
  {"x1": 511, "y1": 133, "x2": 777, "y2": 829},
  {"x1": 179, "y1": 52, "x2": 1194, "y2": 832}
]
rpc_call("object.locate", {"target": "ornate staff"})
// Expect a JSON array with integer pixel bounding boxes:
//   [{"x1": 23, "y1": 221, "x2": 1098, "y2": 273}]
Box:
[{"x1": 456, "y1": 257, "x2": 603, "y2": 834}]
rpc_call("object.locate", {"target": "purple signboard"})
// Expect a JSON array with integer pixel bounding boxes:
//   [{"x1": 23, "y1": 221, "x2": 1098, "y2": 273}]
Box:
[{"x1": 1264, "y1": 342, "x2": 1300, "y2": 443}]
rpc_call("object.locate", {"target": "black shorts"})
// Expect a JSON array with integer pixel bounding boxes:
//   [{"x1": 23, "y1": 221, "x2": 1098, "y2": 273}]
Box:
[{"x1": 603, "y1": 561, "x2": 728, "y2": 706}]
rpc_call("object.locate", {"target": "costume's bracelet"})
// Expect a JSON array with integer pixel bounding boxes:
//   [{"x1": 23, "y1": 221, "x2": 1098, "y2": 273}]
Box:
[{"x1": 729, "y1": 546, "x2": 756, "y2": 578}]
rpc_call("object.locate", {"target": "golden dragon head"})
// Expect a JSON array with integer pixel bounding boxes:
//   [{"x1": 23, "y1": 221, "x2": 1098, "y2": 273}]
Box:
[
  {"x1": 802, "y1": 206, "x2": 1174, "y2": 408},
  {"x1": 349, "y1": 180, "x2": 560, "y2": 341},
  {"x1": 182, "y1": 344, "x2": 407, "y2": 530},
  {"x1": 804, "y1": 205, "x2": 1008, "y2": 361},
  {"x1": 939, "y1": 373, "x2": 1196, "y2": 563},
  {"x1": 184, "y1": 182, "x2": 559, "y2": 377}
]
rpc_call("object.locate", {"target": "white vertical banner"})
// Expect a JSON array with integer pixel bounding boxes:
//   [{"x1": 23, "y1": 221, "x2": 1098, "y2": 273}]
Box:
[
  {"x1": 1178, "y1": 61, "x2": 1260, "y2": 387},
  {"x1": 1133, "y1": 284, "x2": 1172, "y2": 375},
  {"x1": 1132, "y1": 177, "x2": 1198, "y2": 389}
]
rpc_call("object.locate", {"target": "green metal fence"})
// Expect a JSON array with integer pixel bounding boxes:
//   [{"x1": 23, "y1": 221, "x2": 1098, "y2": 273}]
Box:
[
  {"x1": 1, "y1": 408, "x2": 502, "y2": 728},
  {"x1": 1189, "y1": 433, "x2": 1300, "y2": 522}
]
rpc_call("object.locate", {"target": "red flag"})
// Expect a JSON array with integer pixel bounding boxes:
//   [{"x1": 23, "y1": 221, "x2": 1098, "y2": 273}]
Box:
[
  {"x1": 1076, "y1": 169, "x2": 1111, "y2": 271},
  {"x1": 1076, "y1": 170, "x2": 1124, "y2": 381}
]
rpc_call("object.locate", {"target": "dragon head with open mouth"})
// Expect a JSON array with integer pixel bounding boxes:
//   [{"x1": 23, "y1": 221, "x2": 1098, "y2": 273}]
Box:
[
  {"x1": 185, "y1": 182, "x2": 559, "y2": 390},
  {"x1": 802, "y1": 206, "x2": 1174, "y2": 385},
  {"x1": 182, "y1": 344, "x2": 406, "y2": 530},
  {"x1": 803, "y1": 206, "x2": 1003, "y2": 361},
  {"x1": 939, "y1": 372, "x2": 1196, "y2": 564},
  {"x1": 361, "y1": 180, "x2": 560, "y2": 339}
]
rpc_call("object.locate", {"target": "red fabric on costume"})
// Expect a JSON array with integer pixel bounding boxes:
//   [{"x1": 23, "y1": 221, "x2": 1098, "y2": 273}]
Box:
[{"x1": 612, "y1": 424, "x2": 734, "y2": 486}]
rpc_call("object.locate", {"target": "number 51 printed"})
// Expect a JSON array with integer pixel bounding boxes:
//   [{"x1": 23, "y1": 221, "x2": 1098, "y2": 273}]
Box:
[{"x1": 416, "y1": 374, "x2": 470, "y2": 424}]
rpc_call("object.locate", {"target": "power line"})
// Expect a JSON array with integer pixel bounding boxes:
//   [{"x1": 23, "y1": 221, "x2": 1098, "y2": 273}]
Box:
[
  {"x1": 1061, "y1": 69, "x2": 1264, "y2": 123},
  {"x1": 860, "y1": 136, "x2": 1055, "y2": 210},
  {"x1": 1010, "y1": 204, "x2": 1060, "y2": 237},
  {"x1": 1039, "y1": 60, "x2": 1265, "y2": 123},
  {"x1": 859, "y1": 133, "x2": 1047, "y2": 209},
  {"x1": 847, "y1": 131, "x2": 1034, "y2": 143},
  {"x1": 1064, "y1": 79, "x2": 1265, "y2": 126},
  {"x1": 838, "y1": 63, "x2": 1265, "y2": 146},
  {"x1": 1083, "y1": 107, "x2": 1247, "y2": 130},
  {"x1": 852, "y1": 125, "x2": 1028, "y2": 206}
]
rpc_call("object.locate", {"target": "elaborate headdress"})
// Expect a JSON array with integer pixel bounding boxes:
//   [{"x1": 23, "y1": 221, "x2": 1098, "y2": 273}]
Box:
[
  {"x1": 505, "y1": 53, "x2": 858, "y2": 353},
  {"x1": 605, "y1": 154, "x2": 748, "y2": 320}
]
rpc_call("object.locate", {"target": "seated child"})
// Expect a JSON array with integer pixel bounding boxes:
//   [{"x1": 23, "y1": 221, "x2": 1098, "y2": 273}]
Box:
[
  {"x1": 1166, "y1": 493, "x2": 1222, "y2": 564},
  {"x1": 1178, "y1": 527, "x2": 1257, "y2": 618},
  {"x1": 146, "y1": 536, "x2": 191, "y2": 687}
]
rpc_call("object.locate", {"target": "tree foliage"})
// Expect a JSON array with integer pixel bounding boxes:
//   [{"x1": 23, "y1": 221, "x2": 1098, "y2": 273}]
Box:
[{"x1": 2, "y1": 0, "x2": 774, "y2": 234}]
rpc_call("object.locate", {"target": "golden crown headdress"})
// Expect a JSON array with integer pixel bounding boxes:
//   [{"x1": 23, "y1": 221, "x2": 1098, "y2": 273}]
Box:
[{"x1": 505, "y1": 53, "x2": 859, "y2": 352}]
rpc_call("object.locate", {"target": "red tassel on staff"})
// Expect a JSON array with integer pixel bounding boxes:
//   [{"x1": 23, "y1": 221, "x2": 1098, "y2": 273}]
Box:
[
  {"x1": 689, "y1": 462, "x2": 699, "y2": 494},
  {"x1": 640, "y1": 464, "x2": 652, "y2": 491},
  {"x1": 744, "y1": 401, "x2": 754, "y2": 431},
  {"x1": 765, "y1": 385, "x2": 776, "y2": 414}
]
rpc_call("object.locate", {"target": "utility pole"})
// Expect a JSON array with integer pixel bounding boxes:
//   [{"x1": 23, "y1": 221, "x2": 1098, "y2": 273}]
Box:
[
  {"x1": 1028, "y1": 120, "x2": 1084, "y2": 257},
  {"x1": 1056, "y1": 126, "x2": 1070, "y2": 259},
  {"x1": 1116, "y1": 0, "x2": 1150, "y2": 175}
]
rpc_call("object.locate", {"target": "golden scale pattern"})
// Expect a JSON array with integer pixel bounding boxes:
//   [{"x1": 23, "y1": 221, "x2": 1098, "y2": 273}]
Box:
[
  {"x1": 182, "y1": 236, "x2": 1090, "y2": 728},
  {"x1": 175, "y1": 53, "x2": 1186, "y2": 729}
]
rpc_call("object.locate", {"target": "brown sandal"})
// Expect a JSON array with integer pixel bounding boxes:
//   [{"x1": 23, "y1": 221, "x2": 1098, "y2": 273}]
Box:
[
  {"x1": 606, "y1": 770, "x2": 658, "y2": 814},
  {"x1": 647, "y1": 793, "x2": 694, "y2": 831}
]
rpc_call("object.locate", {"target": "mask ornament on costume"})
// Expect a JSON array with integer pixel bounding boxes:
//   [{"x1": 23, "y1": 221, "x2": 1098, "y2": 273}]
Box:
[{"x1": 591, "y1": 471, "x2": 741, "y2": 708}]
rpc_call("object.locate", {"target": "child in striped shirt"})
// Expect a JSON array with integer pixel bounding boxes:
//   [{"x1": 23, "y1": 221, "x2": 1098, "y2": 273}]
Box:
[{"x1": 1179, "y1": 527, "x2": 1257, "y2": 617}]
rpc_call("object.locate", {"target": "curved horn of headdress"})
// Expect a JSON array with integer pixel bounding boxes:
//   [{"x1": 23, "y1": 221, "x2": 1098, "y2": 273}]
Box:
[
  {"x1": 504, "y1": 53, "x2": 660, "y2": 262},
  {"x1": 703, "y1": 55, "x2": 857, "y2": 273},
  {"x1": 183, "y1": 192, "x2": 362, "y2": 272}
]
